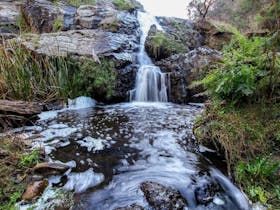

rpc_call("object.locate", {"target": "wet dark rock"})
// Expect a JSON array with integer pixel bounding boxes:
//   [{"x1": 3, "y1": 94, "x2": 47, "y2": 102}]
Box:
[
  {"x1": 22, "y1": 179, "x2": 49, "y2": 201},
  {"x1": 140, "y1": 181, "x2": 187, "y2": 210},
  {"x1": 192, "y1": 171, "x2": 222, "y2": 205},
  {"x1": 112, "y1": 64, "x2": 138, "y2": 102},
  {"x1": 115, "y1": 204, "x2": 144, "y2": 210},
  {"x1": 145, "y1": 17, "x2": 202, "y2": 61},
  {"x1": 42, "y1": 100, "x2": 65, "y2": 111},
  {"x1": 156, "y1": 47, "x2": 222, "y2": 103},
  {"x1": 33, "y1": 162, "x2": 70, "y2": 176}
]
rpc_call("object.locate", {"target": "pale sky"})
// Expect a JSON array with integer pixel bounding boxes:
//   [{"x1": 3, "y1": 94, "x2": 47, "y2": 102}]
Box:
[{"x1": 137, "y1": 0, "x2": 192, "y2": 19}]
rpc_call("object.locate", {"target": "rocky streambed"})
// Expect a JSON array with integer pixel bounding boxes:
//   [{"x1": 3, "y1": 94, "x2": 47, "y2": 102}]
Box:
[{"x1": 6, "y1": 99, "x2": 250, "y2": 210}]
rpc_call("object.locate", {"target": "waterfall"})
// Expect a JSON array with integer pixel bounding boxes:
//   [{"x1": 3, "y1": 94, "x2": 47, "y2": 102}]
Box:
[{"x1": 130, "y1": 12, "x2": 169, "y2": 102}]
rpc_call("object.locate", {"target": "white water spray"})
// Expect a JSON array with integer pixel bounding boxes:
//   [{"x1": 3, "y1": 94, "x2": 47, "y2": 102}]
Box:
[{"x1": 130, "y1": 12, "x2": 169, "y2": 102}]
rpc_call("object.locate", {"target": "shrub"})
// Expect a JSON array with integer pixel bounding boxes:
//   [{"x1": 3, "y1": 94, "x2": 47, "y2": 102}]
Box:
[{"x1": 197, "y1": 32, "x2": 280, "y2": 104}]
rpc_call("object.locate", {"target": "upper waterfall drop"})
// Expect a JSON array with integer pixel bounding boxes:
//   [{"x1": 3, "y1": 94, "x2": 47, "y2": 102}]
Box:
[{"x1": 130, "y1": 12, "x2": 169, "y2": 102}]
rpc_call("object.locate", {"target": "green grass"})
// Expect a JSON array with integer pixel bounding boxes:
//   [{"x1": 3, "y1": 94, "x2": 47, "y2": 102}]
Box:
[
  {"x1": 62, "y1": 0, "x2": 96, "y2": 7},
  {"x1": 194, "y1": 101, "x2": 280, "y2": 208},
  {"x1": 53, "y1": 16, "x2": 64, "y2": 32},
  {"x1": 0, "y1": 42, "x2": 116, "y2": 102},
  {"x1": 112, "y1": 0, "x2": 136, "y2": 11},
  {"x1": 0, "y1": 137, "x2": 42, "y2": 210}
]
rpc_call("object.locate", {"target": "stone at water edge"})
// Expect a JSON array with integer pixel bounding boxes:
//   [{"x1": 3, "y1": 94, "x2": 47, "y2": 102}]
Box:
[
  {"x1": 115, "y1": 204, "x2": 145, "y2": 210},
  {"x1": 33, "y1": 162, "x2": 70, "y2": 176},
  {"x1": 140, "y1": 181, "x2": 188, "y2": 210},
  {"x1": 22, "y1": 179, "x2": 49, "y2": 201}
]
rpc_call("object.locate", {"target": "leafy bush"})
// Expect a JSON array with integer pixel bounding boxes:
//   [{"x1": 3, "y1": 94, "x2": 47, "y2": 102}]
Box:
[{"x1": 198, "y1": 32, "x2": 280, "y2": 104}]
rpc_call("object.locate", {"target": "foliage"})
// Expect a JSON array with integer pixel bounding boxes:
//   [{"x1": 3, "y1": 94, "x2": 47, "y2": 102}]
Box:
[
  {"x1": 63, "y1": 57, "x2": 116, "y2": 99},
  {"x1": 194, "y1": 101, "x2": 280, "y2": 207},
  {"x1": 197, "y1": 32, "x2": 280, "y2": 104},
  {"x1": 112, "y1": 0, "x2": 136, "y2": 11},
  {"x1": 236, "y1": 156, "x2": 280, "y2": 206},
  {"x1": 257, "y1": 0, "x2": 280, "y2": 31},
  {"x1": 0, "y1": 137, "x2": 42, "y2": 210},
  {"x1": 16, "y1": 14, "x2": 30, "y2": 34},
  {"x1": 0, "y1": 42, "x2": 116, "y2": 102},
  {"x1": 20, "y1": 150, "x2": 40, "y2": 168}
]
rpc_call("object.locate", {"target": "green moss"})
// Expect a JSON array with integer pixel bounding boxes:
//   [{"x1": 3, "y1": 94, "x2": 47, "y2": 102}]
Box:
[
  {"x1": 149, "y1": 32, "x2": 186, "y2": 60},
  {"x1": 112, "y1": 0, "x2": 136, "y2": 11},
  {"x1": 62, "y1": 0, "x2": 96, "y2": 7}
]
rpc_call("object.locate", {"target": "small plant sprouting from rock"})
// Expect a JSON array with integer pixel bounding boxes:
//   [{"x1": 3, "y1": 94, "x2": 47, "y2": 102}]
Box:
[{"x1": 53, "y1": 16, "x2": 64, "y2": 32}]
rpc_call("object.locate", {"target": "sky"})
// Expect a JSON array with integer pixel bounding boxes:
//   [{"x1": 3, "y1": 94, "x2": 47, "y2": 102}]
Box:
[{"x1": 137, "y1": 0, "x2": 192, "y2": 19}]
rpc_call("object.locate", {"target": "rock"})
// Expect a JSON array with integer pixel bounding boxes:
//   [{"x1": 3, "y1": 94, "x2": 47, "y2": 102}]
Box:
[
  {"x1": 192, "y1": 171, "x2": 221, "y2": 205},
  {"x1": 0, "y1": 100, "x2": 41, "y2": 131},
  {"x1": 22, "y1": 0, "x2": 62, "y2": 33},
  {"x1": 156, "y1": 47, "x2": 222, "y2": 103},
  {"x1": 140, "y1": 181, "x2": 187, "y2": 210},
  {"x1": 75, "y1": 5, "x2": 108, "y2": 29},
  {"x1": 145, "y1": 17, "x2": 202, "y2": 61},
  {"x1": 22, "y1": 179, "x2": 49, "y2": 201},
  {"x1": 16, "y1": 29, "x2": 138, "y2": 59},
  {"x1": 33, "y1": 162, "x2": 70, "y2": 176},
  {"x1": 60, "y1": 5, "x2": 77, "y2": 31},
  {"x1": 42, "y1": 100, "x2": 65, "y2": 111},
  {"x1": 195, "y1": 20, "x2": 233, "y2": 50},
  {"x1": 115, "y1": 204, "x2": 144, "y2": 210},
  {"x1": 112, "y1": 64, "x2": 138, "y2": 102},
  {"x1": 0, "y1": 0, "x2": 24, "y2": 34}
]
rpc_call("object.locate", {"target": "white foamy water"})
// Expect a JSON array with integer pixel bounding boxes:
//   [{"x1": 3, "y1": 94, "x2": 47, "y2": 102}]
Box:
[{"x1": 63, "y1": 168, "x2": 104, "y2": 193}]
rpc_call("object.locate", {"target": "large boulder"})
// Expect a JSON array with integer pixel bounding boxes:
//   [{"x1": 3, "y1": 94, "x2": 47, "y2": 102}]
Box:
[
  {"x1": 17, "y1": 29, "x2": 139, "y2": 60},
  {"x1": 145, "y1": 17, "x2": 202, "y2": 61},
  {"x1": 22, "y1": 0, "x2": 62, "y2": 33},
  {"x1": 140, "y1": 181, "x2": 187, "y2": 210},
  {"x1": 156, "y1": 47, "x2": 222, "y2": 103}
]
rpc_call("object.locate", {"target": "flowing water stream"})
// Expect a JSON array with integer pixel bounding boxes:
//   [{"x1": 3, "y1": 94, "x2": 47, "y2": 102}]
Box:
[
  {"x1": 16, "y1": 101, "x2": 250, "y2": 210},
  {"x1": 15, "y1": 9, "x2": 253, "y2": 210},
  {"x1": 130, "y1": 12, "x2": 169, "y2": 102}
]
